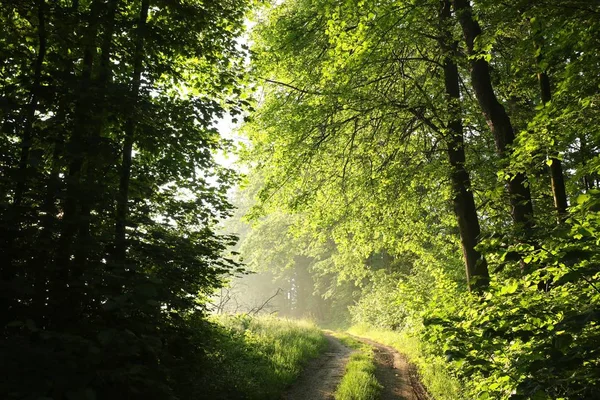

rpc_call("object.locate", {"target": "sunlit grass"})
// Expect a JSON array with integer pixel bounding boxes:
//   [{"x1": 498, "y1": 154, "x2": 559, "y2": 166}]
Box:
[
  {"x1": 211, "y1": 315, "x2": 327, "y2": 399},
  {"x1": 348, "y1": 325, "x2": 465, "y2": 400},
  {"x1": 332, "y1": 333, "x2": 382, "y2": 400}
]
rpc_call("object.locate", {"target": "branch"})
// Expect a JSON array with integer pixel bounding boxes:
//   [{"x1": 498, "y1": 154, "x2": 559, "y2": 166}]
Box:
[
  {"x1": 260, "y1": 77, "x2": 329, "y2": 96},
  {"x1": 247, "y1": 288, "x2": 282, "y2": 316}
]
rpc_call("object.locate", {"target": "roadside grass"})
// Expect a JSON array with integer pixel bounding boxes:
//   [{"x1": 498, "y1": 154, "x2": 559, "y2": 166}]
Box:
[
  {"x1": 204, "y1": 315, "x2": 327, "y2": 400},
  {"x1": 348, "y1": 325, "x2": 465, "y2": 400},
  {"x1": 332, "y1": 333, "x2": 382, "y2": 400}
]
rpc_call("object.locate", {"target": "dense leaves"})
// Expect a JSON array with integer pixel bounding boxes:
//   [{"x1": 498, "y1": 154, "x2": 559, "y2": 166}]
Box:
[
  {"x1": 0, "y1": 0, "x2": 250, "y2": 399},
  {"x1": 240, "y1": 0, "x2": 600, "y2": 398}
]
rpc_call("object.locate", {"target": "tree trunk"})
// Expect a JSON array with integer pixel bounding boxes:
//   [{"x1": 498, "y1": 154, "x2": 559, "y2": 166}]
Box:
[
  {"x1": 115, "y1": 0, "x2": 150, "y2": 262},
  {"x1": 452, "y1": 0, "x2": 535, "y2": 234},
  {"x1": 533, "y1": 27, "x2": 568, "y2": 220},
  {"x1": 51, "y1": 0, "x2": 102, "y2": 328},
  {"x1": 530, "y1": 15, "x2": 568, "y2": 220},
  {"x1": 74, "y1": 0, "x2": 119, "y2": 269},
  {"x1": 1, "y1": 0, "x2": 48, "y2": 328},
  {"x1": 440, "y1": 0, "x2": 489, "y2": 290},
  {"x1": 539, "y1": 70, "x2": 568, "y2": 220},
  {"x1": 32, "y1": 135, "x2": 63, "y2": 326},
  {"x1": 13, "y1": 0, "x2": 47, "y2": 207}
]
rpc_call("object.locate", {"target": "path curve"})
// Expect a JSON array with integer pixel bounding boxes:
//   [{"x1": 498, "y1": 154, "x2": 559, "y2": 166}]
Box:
[
  {"x1": 283, "y1": 334, "x2": 354, "y2": 400},
  {"x1": 354, "y1": 336, "x2": 430, "y2": 400}
]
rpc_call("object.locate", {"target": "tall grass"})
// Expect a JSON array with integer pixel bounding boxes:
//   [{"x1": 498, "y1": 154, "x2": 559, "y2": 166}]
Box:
[
  {"x1": 205, "y1": 315, "x2": 327, "y2": 399},
  {"x1": 333, "y1": 334, "x2": 382, "y2": 400},
  {"x1": 348, "y1": 325, "x2": 465, "y2": 400}
]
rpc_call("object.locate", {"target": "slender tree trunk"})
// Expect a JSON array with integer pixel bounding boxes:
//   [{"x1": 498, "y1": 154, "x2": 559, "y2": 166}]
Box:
[
  {"x1": 452, "y1": 0, "x2": 534, "y2": 234},
  {"x1": 439, "y1": 0, "x2": 488, "y2": 290},
  {"x1": 538, "y1": 70, "x2": 568, "y2": 220},
  {"x1": 32, "y1": 135, "x2": 63, "y2": 326},
  {"x1": 74, "y1": 0, "x2": 119, "y2": 269},
  {"x1": 55, "y1": 0, "x2": 101, "y2": 260},
  {"x1": 115, "y1": 0, "x2": 150, "y2": 262},
  {"x1": 13, "y1": 0, "x2": 47, "y2": 207},
  {"x1": 52, "y1": 0, "x2": 102, "y2": 327},
  {"x1": 533, "y1": 27, "x2": 568, "y2": 221},
  {"x1": 531, "y1": 17, "x2": 568, "y2": 219},
  {"x1": 580, "y1": 135, "x2": 592, "y2": 190},
  {"x1": 1, "y1": 0, "x2": 48, "y2": 328},
  {"x1": 32, "y1": 1, "x2": 83, "y2": 325}
]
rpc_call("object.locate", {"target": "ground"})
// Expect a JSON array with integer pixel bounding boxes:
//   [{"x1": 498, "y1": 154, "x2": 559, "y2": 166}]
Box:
[
  {"x1": 283, "y1": 333, "x2": 428, "y2": 400},
  {"x1": 283, "y1": 334, "x2": 353, "y2": 400}
]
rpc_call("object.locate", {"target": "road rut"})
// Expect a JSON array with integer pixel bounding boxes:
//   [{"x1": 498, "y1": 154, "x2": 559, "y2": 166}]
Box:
[
  {"x1": 283, "y1": 334, "x2": 353, "y2": 400},
  {"x1": 282, "y1": 333, "x2": 428, "y2": 400}
]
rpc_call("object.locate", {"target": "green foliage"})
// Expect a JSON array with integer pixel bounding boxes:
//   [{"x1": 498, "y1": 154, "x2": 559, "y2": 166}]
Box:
[
  {"x1": 239, "y1": 0, "x2": 600, "y2": 399},
  {"x1": 0, "y1": 0, "x2": 252, "y2": 398},
  {"x1": 348, "y1": 193, "x2": 600, "y2": 398},
  {"x1": 220, "y1": 177, "x2": 359, "y2": 323}
]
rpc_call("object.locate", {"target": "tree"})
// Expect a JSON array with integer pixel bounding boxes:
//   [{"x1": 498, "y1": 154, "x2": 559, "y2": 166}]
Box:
[
  {"x1": 0, "y1": 1, "x2": 251, "y2": 398},
  {"x1": 452, "y1": 0, "x2": 535, "y2": 234},
  {"x1": 241, "y1": 0, "x2": 600, "y2": 398}
]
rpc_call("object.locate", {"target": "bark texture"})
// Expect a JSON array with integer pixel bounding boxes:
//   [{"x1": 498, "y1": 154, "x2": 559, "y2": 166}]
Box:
[
  {"x1": 440, "y1": 0, "x2": 489, "y2": 290},
  {"x1": 537, "y1": 64, "x2": 568, "y2": 219},
  {"x1": 453, "y1": 0, "x2": 535, "y2": 233},
  {"x1": 115, "y1": 0, "x2": 150, "y2": 262}
]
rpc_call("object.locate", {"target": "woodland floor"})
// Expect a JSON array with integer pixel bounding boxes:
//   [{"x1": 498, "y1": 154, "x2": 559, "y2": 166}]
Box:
[{"x1": 283, "y1": 333, "x2": 427, "y2": 400}]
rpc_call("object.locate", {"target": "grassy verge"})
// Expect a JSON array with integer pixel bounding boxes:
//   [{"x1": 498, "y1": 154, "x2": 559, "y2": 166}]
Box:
[
  {"x1": 348, "y1": 325, "x2": 465, "y2": 400},
  {"x1": 332, "y1": 333, "x2": 382, "y2": 400},
  {"x1": 203, "y1": 315, "x2": 327, "y2": 400}
]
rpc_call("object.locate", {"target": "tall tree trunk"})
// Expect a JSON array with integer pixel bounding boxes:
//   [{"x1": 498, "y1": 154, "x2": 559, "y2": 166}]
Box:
[
  {"x1": 74, "y1": 0, "x2": 119, "y2": 270},
  {"x1": 1, "y1": 0, "x2": 48, "y2": 328},
  {"x1": 115, "y1": 0, "x2": 150, "y2": 262},
  {"x1": 51, "y1": 0, "x2": 102, "y2": 328},
  {"x1": 13, "y1": 0, "x2": 47, "y2": 207},
  {"x1": 538, "y1": 70, "x2": 568, "y2": 220},
  {"x1": 32, "y1": 135, "x2": 63, "y2": 326},
  {"x1": 452, "y1": 0, "x2": 535, "y2": 234},
  {"x1": 533, "y1": 27, "x2": 568, "y2": 220},
  {"x1": 439, "y1": 0, "x2": 489, "y2": 290},
  {"x1": 32, "y1": 0, "x2": 82, "y2": 325}
]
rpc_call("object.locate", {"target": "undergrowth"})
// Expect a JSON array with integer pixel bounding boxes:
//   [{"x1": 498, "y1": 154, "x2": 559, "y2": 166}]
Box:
[
  {"x1": 201, "y1": 314, "x2": 326, "y2": 400},
  {"x1": 333, "y1": 333, "x2": 382, "y2": 400}
]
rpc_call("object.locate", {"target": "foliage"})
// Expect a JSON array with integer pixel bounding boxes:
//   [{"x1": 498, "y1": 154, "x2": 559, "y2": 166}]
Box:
[
  {"x1": 349, "y1": 192, "x2": 600, "y2": 399},
  {"x1": 239, "y1": 0, "x2": 600, "y2": 399},
  {"x1": 0, "y1": 0, "x2": 251, "y2": 398},
  {"x1": 219, "y1": 178, "x2": 359, "y2": 322}
]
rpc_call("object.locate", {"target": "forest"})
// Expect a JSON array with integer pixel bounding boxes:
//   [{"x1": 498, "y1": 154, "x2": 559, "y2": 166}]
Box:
[{"x1": 1, "y1": 0, "x2": 599, "y2": 399}]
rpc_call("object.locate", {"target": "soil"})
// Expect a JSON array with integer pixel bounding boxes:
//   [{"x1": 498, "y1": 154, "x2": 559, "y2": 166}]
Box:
[
  {"x1": 282, "y1": 334, "x2": 354, "y2": 400},
  {"x1": 282, "y1": 333, "x2": 428, "y2": 400},
  {"x1": 355, "y1": 336, "x2": 429, "y2": 400}
]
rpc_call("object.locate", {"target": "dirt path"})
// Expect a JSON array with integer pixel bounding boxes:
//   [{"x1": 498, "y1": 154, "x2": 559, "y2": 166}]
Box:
[
  {"x1": 283, "y1": 334, "x2": 354, "y2": 400},
  {"x1": 355, "y1": 336, "x2": 429, "y2": 400}
]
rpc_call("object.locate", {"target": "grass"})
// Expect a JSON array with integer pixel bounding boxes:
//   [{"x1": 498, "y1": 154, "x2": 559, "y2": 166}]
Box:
[
  {"x1": 206, "y1": 314, "x2": 327, "y2": 400},
  {"x1": 332, "y1": 333, "x2": 382, "y2": 400},
  {"x1": 348, "y1": 325, "x2": 466, "y2": 400}
]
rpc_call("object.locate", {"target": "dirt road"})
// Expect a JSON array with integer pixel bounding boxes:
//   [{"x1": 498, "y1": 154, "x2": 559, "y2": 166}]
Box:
[
  {"x1": 282, "y1": 333, "x2": 428, "y2": 400},
  {"x1": 283, "y1": 334, "x2": 354, "y2": 400},
  {"x1": 358, "y1": 337, "x2": 428, "y2": 400}
]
